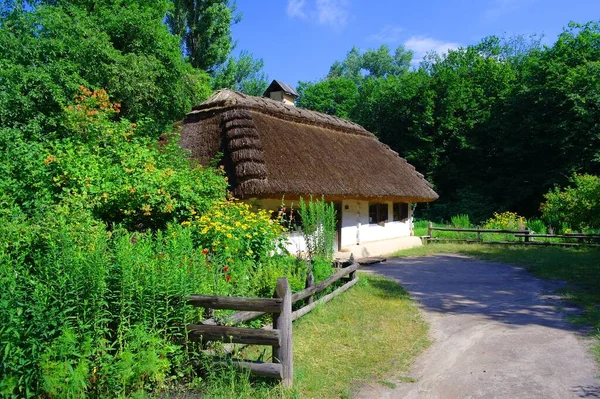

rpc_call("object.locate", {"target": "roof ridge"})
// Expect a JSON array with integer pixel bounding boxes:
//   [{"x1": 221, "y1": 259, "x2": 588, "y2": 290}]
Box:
[{"x1": 191, "y1": 89, "x2": 373, "y2": 138}]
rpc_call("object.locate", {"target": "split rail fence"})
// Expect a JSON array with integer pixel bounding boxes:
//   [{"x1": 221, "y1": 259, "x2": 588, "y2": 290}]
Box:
[
  {"x1": 187, "y1": 261, "x2": 359, "y2": 388},
  {"x1": 426, "y1": 222, "x2": 600, "y2": 247}
]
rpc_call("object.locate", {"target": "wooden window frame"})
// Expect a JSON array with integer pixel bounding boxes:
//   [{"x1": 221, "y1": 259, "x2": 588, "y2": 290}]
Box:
[
  {"x1": 393, "y1": 202, "x2": 409, "y2": 222},
  {"x1": 369, "y1": 203, "x2": 389, "y2": 225}
]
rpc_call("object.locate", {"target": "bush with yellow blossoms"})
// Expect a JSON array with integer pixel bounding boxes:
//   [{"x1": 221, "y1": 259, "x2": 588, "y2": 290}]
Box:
[{"x1": 190, "y1": 200, "x2": 305, "y2": 297}]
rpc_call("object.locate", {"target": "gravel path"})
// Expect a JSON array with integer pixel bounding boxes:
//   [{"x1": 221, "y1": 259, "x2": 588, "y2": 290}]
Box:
[{"x1": 354, "y1": 255, "x2": 600, "y2": 399}]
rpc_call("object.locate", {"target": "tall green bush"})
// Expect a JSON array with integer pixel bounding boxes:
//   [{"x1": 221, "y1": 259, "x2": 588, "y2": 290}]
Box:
[
  {"x1": 298, "y1": 197, "x2": 337, "y2": 262},
  {"x1": 541, "y1": 174, "x2": 600, "y2": 231}
]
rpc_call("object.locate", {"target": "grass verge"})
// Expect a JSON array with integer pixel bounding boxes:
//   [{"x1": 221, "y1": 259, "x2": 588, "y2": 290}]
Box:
[
  {"x1": 393, "y1": 243, "x2": 600, "y2": 361},
  {"x1": 194, "y1": 273, "x2": 429, "y2": 398}
]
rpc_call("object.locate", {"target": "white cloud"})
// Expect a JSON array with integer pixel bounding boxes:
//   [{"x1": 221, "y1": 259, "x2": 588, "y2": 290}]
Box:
[
  {"x1": 286, "y1": 0, "x2": 307, "y2": 19},
  {"x1": 405, "y1": 36, "x2": 460, "y2": 64},
  {"x1": 368, "y1": 25, "x2": 404, "y2": 43},
  {"x1": 316, "y1": 0, "x2": 349, "y2": 30},
  {"x1": 286, "y1": 0, "x2": 349, "y2": 30}
]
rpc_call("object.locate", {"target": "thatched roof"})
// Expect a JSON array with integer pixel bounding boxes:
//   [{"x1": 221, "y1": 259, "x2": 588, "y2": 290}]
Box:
[{"x1": 179, "y1": 90, "x2": 438, "y2": 203}]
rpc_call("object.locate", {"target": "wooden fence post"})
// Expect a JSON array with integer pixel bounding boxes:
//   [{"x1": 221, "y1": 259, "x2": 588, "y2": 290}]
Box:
[
  {"x1": 477, "y1": 227, "x2": 481, "y2": 243},
  {"x1": 428, "y1": 222, "x2": 433, "y2": 241},
  {"x1": 524, "y1": 228, "x2": 530, "y2": 243},
  {"x1": 305, "y1": 260, "x2": 314, "y2": 306},
  {"x1": 273, "y1": 278, "x2": 293, "y2": 388}
]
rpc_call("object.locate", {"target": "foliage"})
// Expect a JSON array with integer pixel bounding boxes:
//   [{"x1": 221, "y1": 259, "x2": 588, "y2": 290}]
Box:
[
  {"x1": 298, "y1": 23, "x2": 600, "y2": 223},
  {"x1": 14, "y1": 86, "x2": 227, "y2": 230},
  {"x1": 298, "y1": 197, "x2": 337, "y2": 262},
  {"x1": 166, "y1": 0, "x2": 239, "y2": 73},
  {"x1": 211, "y1": 50, "x2": 270, "y2": 95},
  {"x1": 483, "y1": 212, "x2": 527, "y2": 231},
  {"x1": 0, "y1": 208, "x2": 299, "y2": 397},
  {"x1": 451, "y1": 214, "x2": 471, "y2": 229},
  {"x1": 541, "y1": 174, "x2": 600, "y2": 231},
  {"x1": 527, "y1": 218, "x2": 547, "y2": 235},
  {"x1": 327, "y1": 45, "x2": 413, "y2": 83},
  {"x1": 296, "y1": 77, "x2": 359, "y2": 119},
  {"x1": 0, "y1": 1, "x2": 210, "y2": 139}
]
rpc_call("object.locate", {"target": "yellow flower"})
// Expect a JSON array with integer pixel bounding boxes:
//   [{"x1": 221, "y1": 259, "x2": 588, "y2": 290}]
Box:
[
  {"x1": 226, "y1": 233, "x2": 233, "y2": 239},
  {"x1": 181, "y1": 221, "x2": 191, "y2": 227}
]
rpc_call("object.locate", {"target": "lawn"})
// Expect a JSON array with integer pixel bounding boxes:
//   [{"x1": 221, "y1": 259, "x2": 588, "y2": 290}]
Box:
[
  {"x1": 194, "y1": 273, "x2": 430, "y2": 398},
  {"x1": 393, "y1": 243, "x2": 600, "y2": 361}
]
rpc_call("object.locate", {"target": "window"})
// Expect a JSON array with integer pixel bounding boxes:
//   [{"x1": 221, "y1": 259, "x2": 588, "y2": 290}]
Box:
[
  {"x1": 369, "y1": 203, "x2": 388, "y2": 224},
  {"x1": 393, "y1": 202, "x2": 409, "y2": 221}
]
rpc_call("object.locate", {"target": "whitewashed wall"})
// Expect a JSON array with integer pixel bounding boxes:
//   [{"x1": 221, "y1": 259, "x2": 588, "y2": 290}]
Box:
[
  {"x1": 245, "y1": 198, "x2": 413, "y2": 253},
  {"x1": 340, "y1": 200, "x2": 412, "y2": 248}
]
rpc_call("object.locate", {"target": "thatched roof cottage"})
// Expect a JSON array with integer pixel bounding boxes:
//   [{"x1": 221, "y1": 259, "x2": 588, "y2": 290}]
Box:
[{"x1": 179, "y1": 82, "x2": 438, "y2": 257}]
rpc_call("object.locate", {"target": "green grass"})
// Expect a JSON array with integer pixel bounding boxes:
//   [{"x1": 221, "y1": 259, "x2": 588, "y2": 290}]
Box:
[
  {"x1": 394, "y1": 243, "x2": 600, "y2": 361},
  {"x1": 190, "y1": 273, "x2": 430, "y2": 398}
]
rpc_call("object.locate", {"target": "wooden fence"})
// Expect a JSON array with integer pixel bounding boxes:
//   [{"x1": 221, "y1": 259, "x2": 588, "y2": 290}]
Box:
[
  {"x1": 426, "y1": 222, "x2": 600, "y2": 247},
  {"x1": 187, "y1": 262, "x2": 359, "y2": 388}
]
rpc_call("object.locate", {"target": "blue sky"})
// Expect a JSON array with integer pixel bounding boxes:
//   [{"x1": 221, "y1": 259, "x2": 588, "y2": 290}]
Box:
[{"x1": 231, "y1": 0, "x2": 600, "y2": 88}]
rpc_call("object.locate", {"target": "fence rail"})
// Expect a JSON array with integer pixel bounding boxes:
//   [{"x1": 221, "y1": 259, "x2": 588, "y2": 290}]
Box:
[
  {"x1": 187, "y1": 262, "x2": 359, "y2": 388},
  {"x1": 426, "y1": 222, "x2": 600, "y2": 246}
]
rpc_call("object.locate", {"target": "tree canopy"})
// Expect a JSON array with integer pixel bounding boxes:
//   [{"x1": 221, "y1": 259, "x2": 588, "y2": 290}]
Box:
[{"x1": 297, "y1": 23, "x2": 600, "y2": 223}]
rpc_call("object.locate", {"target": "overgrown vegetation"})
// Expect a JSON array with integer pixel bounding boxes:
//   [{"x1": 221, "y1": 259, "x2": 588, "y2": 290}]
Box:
[
  {"x1": 297, "y1": 196, "x2": 337, "y2": 282},
  {"x1": 394, "y1": 243, "x2": 600, "y2": 360}
]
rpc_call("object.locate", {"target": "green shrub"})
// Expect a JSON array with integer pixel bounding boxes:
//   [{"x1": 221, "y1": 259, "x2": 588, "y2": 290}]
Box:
[
  {"x1": 0, "y1": 207, "x2": 297, "y2": 397},
  {"x1": 541, "y1": 174, "x2": 600, "y2": 231},
  {"x1": 450, "y1": 214, "x2": 471, "y2": 229},
  {"x1": 298, "y1": 196, "x2": 337, "y2": 262},
  {"x1": 527, "y1": 218, "x2": 547, "y2": 235}
]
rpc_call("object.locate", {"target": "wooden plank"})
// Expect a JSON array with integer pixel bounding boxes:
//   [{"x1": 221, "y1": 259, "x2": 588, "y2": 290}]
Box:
[
  {"x1": 227, "y1": 359, "x2": 283, "y2": 379},
  {"x1": 430, "y1": 227, "x2": 528, "y2": 234},
  {"x1": 189, "y1": 295, "x2": 282, "y2": 313},
  {"x1": 515, "y1": 234, "x2": 600, "y2": 239},
  {"x1": 273, "y1": 278, "x2": 293, "y2": 388},
  {"x1": 201, "y1": 325, "x2": 274, "y2": 357},
  {"x1": 201, "y1": 311, "x2": 266, "y2": 326},
  {"x1": 292, "y1": 263, "x2": 359, "y2": 303},
  {"x1": 358, "y1": 257, "x2": 386, "y2": 265},
  {"x1": 292, "y1": 277, "x2": 359, "y2": 321},
  {"x1": 188, "y1": 324, "x2": 280, "y2": 346}
]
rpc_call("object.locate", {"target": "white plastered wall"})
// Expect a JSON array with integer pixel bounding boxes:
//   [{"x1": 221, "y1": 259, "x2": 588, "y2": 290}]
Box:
[
  {"x1": 245, "y1": 198, "x2": 413, "y2": 254},
  {"x1": 339, "y1": 200, "x2": 413, "y2": 249}
]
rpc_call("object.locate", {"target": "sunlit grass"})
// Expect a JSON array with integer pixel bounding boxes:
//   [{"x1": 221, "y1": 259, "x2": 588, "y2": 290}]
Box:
[{"x1": 194, "y1": 274, "x2": 429, "y2": 398}]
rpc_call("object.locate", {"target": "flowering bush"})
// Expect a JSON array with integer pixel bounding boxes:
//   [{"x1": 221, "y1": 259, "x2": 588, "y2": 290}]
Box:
[
  {"x1": 41, "y1": 86, "x2": 227, "y2": 231},
  {"x1": 188, "y1": 200, "x2": 305, "y2": 296},
  {"x1": 483, "y1": 211, "x2": 527, "y2": 230}
]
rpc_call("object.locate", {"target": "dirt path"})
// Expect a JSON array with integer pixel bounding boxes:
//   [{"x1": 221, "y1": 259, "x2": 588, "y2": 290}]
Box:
[{"x1": 354, "y1": 255, "x2": 600, "y2": 399}]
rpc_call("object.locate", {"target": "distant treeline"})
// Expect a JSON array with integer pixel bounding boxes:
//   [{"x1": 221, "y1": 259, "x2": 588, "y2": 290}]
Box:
[{"x1": 296, "y1": 22, "x2": 600, "y2": 223}]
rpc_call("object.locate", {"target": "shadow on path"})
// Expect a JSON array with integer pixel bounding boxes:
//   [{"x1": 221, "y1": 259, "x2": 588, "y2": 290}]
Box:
[{"x1": 355, "y1": 254, "x2": 600, "y2": 399}]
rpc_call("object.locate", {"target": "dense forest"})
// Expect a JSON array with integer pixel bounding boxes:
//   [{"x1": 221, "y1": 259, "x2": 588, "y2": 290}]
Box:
[{"x1": 296, "y1": 24, "x2": 600, "y2": 223}]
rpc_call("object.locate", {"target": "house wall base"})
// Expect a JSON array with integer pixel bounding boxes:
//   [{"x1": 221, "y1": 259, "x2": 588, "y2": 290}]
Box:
[{"x1": 337, "y1": 236, "x2": 422, "y2": 259}]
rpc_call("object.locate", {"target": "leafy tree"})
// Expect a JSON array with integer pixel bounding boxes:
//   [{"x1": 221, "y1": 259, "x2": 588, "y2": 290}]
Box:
[
  {"x1": 541, "y1": 174, "x2": 600, "y2": 231},
  {"x1": 167, "y1": 0, "x2": 240, "y2": 73},
  {"x1": 296, "y1": 77, "x2": 359, "y2": 119},
  {"x1": 0, "y1": 1, "x2": 211, "y2": 138},
  {"x1": 211, "y1": 50, "x2": 269, "y2": 95},
  {"x1": 327, "y1": 45, "x2": 413, "y2": 82}
]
